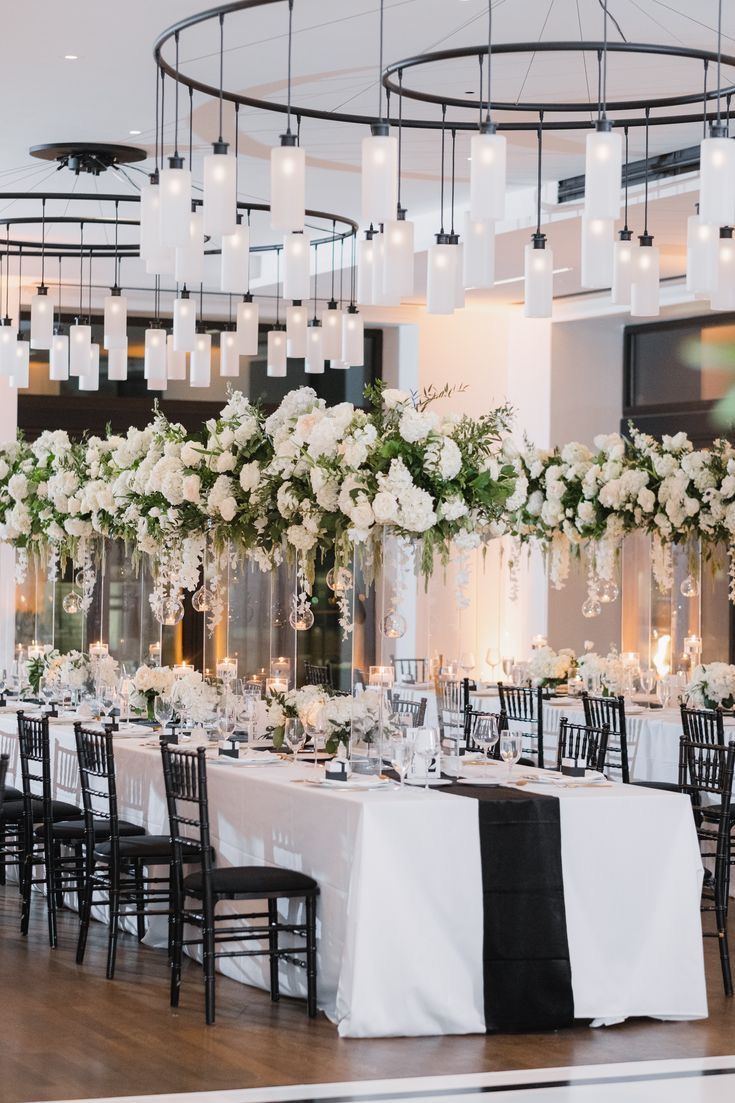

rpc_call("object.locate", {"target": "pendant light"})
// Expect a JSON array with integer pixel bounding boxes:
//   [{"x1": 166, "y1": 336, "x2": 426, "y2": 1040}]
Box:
[
  {"x1": 584, "y1": 3, "x2": 622, "y2": 220},
  {"x1": 173, "y1": 288, "x2": 196, "y2": 352},
  {"x1": 286, "y1": 300, "x2": 307, "y2": 357},
  {"x1": 107, "y1": 343, "x2": 128, "y2": 382},
  {"x1": 470, "y1": 6, "x2": 506, "y2": 222},
  {"x1": 357, "y1": 228, "x2": 376, "y2": 306},
  {"x1": 699, "y1": 2, "x2": 735, "y2": 226},
  {"x1": 271, "y1": 1, "x2": 305, "y2": 232},
  {"x1": 361, "y1": 0, "x2": 398, "y2": 227},
  {"x1": 219, "y1": 328, "x2": 240, "y2": 377},
  {"x1": 383, "y1": 71, "x2": 415, "y2": 301},
  {"x1": 159, "y1": 63, "x2": 193, "y2": 248},
  {"x1": 49, "y1": 257, "x2": 69, "y2": 382},
  {"x1": 9, "y1": 249, "x2": 28, "y2": 389},
  {"x1": 611, "y1": 127, "x2": 634, "y2": 306},
  {"x1": 305, "y1": 243, "x2": 324, "y2": 374},
  {"x1": 79, "y1": 343, "x2": 99, "y2": 392},
  {"x1": 165, "y1": 334, "x2": 185, "y2": 381},
  {"x1": 463, "y1": 215, "x2": 495, "y2": 289},
  {"x1": 283, "y1": 232, "x2": 309, "y2": 301},
  {"x1": 524, "y1": 116, "x2": 553, "y2": 318},
  {"x1": 580, "y1": 217, "x2": 614, "y2": 288},
  {"x1": 449, "y1": 130, "x2": 464, "y2": 309},
  {"x1": 631, "y1": 112, "x2": 660, "y2": 317},
  {"x1": 202, "y1": 17, "x2": 237, "y2": 237},
  {"x1": 144, "y1": 327, "x2": 167, "y2": 384},
  {"x1": 190, "y1": 331, "x2": 212, "y2": 388},
  {"x1": 30, "y1": 200, "x2": 53, "y2": 350},
  {"x1": 710, "y1": 227, "x2": 735, "y2": 310},
  {"x1": 175, "y1": 207, "x2": 204, "y2": 286},
  {"x1": 371, "y1": 230, "x2": 390, "y2": 306},
  {"x1": 140, "y1": 68, "x2": 164, "y2": 262},
  {"x1": 427, "y1": 107, "x2": 459, "y2": 315},
  {"x1": 0, "y1": 238, "x2": 17, "y2": 378},
  {"x1": 237, "y1": 296, "x2": 259, "y2": 355},
  {"x1": 70, "y1": 235, "x2": 91, "y2": 377},
  {"x1": 322, "y1": 223, "x2": 343, "y2": 357},
  {"x1": 103, "y1": 204, "x2": 128, "y2": 350},
  {"x1": 267, "y1": 249, "x2": 288, "y2": 377},
  {"x1": 687, "y1": 204, "x2": 718, "y2": 295},
  {"x1": 221, "y1": 218, "x2": 250, "y2": 293},
  {"x1": 342, "y1": 236, "x2": 364, "y2": 367}
]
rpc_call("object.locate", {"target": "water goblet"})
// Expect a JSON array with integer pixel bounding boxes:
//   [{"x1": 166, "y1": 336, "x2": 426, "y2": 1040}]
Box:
[
  {"x1": 656, "y1": 679, "x2": 671, "y2": 709},
  {"x1": 389, "y1": 731, "x2": 414, "y2": 789},
  {"x1": 413, "y1": 726, "x2": 440, "y2": 791},
  {"x1": 154, "y1": 693, "x2": 173, "y2": 734},
  {"x1": 499, "y1": 730, "x2": 523, "y2": 781},
  {"x1": 474, "y1": 714, "x2": 500, "y2": 765},
  {"x1": 304, "y1": 703, "x2": 327, "y2": 767},
  {"x1": 284, "y1": 717, "x2": 306, "y2": 761},
  {"x1": 501, "y1": 657, "x2": 514, "y2": 679},
  {"x1": 641, "y1": 669, "x2": 656, "y2": 697}
]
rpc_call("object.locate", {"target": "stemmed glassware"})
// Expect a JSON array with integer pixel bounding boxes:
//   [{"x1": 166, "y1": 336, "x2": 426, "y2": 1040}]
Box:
[
  {"x1": 284, "y1": 717, "x2": 306, "y2": 761},
  {"x1": 656, "y1": 678, "x2": 671, "y2": 709},
  {"x1": 641, "y1": 668, "x2": 657, "y2": 699},
  {"x1": 388, "y1": 729, "x2": 415, "y2": 788},
  {"x1": 474, "y1": 714, "x2": 500, "y2": 765},
  {"x1": 412, "y1": 726, "x2": 440, "y2": 791},
  {"x1": 459, "y1": 652, "x2": 476, "y2": 679},
  {"x1": 40, "y1": 677, "x2": 56, "y2": 717},
  {"x1": 304, "y1": 703, "x2": 327, "y2": 767},
  {"x1": 501, "y1": 657, "x2": 514, "y2": 679},
  {"x1": 154, "y1": 693, "x2": 173, "y2": 734},
  {"x1": 499, "y1": 730, "x2": 523, "y2": 780}
]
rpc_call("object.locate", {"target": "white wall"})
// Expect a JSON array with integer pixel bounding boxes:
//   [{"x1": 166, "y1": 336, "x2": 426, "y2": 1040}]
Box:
[{"x1": 0, "y1": 381, "x2": 17, "y2": 669}]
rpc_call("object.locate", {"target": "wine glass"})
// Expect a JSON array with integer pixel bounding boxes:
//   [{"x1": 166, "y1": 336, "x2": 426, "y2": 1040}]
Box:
[
  {"x1": 216, "y1": 703, "x2": 236, "y2": 745},
  {"x1": 413, "y1": 726, "x2": 440, "y2": 791},
  {"x1": 501, "y1": 657, "x2": 514, "y2": 679},
  {"x1": 154, "y1": 693, "x2": 173, "y2": 733},
  {"x1": 0, "y1": 668, "x2": 7, "y2": 701},
  {"x1": 40, "y1": 677, "x2": 56, "y2": 716},
  {"x1": 656, "y1": 679, "x2": 671, "y2": 709},
  {"x1": 641, "y1": 668, "x2": 656, "y2": 698},
  {"x1": 304, "y1": 703, "x2": 327, "y2": 767},
  {"x1": 474, "y1": 714, "x2": 500, "y2": 764},
  {"x1": 284, "y1": 717, "x2": 306, "y2": 761},
  {"x1": 459, "y1": 652, "x2": 476, "y2": 679},
  {"x1": 389, "y1": 730, "x2": 414, "y2": 788},
  {"x1": 499, "y1": 730, "x2": 523, "y2": 780}
]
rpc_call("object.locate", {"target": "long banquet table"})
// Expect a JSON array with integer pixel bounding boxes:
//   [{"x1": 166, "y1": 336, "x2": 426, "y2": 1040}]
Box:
[{"x1": 0, "y1": 709, "x2": 707, "y2": 1037}]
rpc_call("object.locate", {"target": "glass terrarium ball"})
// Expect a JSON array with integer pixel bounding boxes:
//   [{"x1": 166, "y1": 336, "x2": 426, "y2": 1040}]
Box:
[
  {"x1": 289, "y1": 607, "x2": 315, "y2": 631},
  {"x1": 597, "y1": 579, "x2": 619, "y2": 604},
  {"x1": 158, "y1": 598, "x2": 185, "y2": 626},
  {"x1": 381, "y1": 611, "x2": 407, "y2": 639},
  {"x1": 326, "y1": 566, "x2": 353, "y2": 592},
  {"x1": 191, "y1": 586, "x2": 213, "y2": 613},
  {"x1": 581, "y1": 597, "x2": 602, "y2": 619},
  {"x1": 74, "y1": 569, "x2": 86, "y2": 588},
  {"x1": 62, "y1": 590, "x2": 82, "y2": 615},
  {"x1": 680, "y1": 575, "x2": 700, "y2": 598}
]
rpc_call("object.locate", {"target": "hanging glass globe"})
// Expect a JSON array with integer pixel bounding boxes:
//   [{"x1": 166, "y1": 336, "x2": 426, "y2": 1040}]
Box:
[
  {"x1": 381, "y1": 611, "x2": 407, "y2": 639},
  {"x1": 326, "y1": 566, "x2": 353, "y2": 592},
  {"x1": 289, "y1": 606, "x2": 315, "y2": 631},
  {"x1": 581, "y1": 597, "x2": 602, "y2": 619},
  {"x1": 74, "y1": 569, "x2": 86, "y2": 587},
  {"x1": 191, "y1": 586, "x2": 213, "y2": 613},
  {"x1": 680, "y1": 575, "x2": 700, "y2": 598},
  {"x1": 62, "y1": 590, "x2": 82, "y2": 615},
  {"x1": 597, "y1": 579, "x2": 620, "y2": 604},
  {"x1": 157, "y1": 598, "x2": 185, "y2": 626}
]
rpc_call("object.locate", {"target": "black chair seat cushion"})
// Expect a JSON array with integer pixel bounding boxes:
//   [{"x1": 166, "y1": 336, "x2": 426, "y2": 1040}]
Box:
[
  {"x1": 630, "y1": 780, "x2": 680, "y2": 793},
  {"x1": 36, "y1": 818, "x2": 146, "y2": 841},
  {"x1": 94, "y1": 835, "x2": 201, "y2": 862},
  {"x1": 2, "y1": 798, "x2": 82, "y2": 824},
  {"x1": 701, "y1": 804, "x2": 735, "y2": 823},
  {"x1": 2, "y1": 785, "x2": 22, "y2": 802},
  {"x1": 183, "y1": 865, "x2": 318, "y2": 899}
]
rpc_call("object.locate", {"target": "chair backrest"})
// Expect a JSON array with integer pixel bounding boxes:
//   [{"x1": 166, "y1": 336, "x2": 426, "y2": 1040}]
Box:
[
  {"x1": 679, "y1": 737, "x2": 735, "y2": 842},
  {"x1": 556, "y1": 716, "x2": 609, "y2": 773},
  {"x1": 439, "y1": 679, "x2": 463, "y2": 712},
  {"x1": 17, "y1": 711, "x2": 51, "y2": 806},
  {"x1": 464, "y1": 709, "x2": 506, "y2": 757},
  {"x1": 391, "y1": 657, "x2": 427, "y2": 684},
  {"x1": 160, "y1": 743, "x2": 214, "y2": 883},
  {"x1": 680, "y1": 705, "x2": 725, "y2": 745},
  {"x1": 582, "y1": 693, "x2": 630, "y2": 783},
  {"x1": 304, "y1": 662, "x2": 332, "y2": 688},
  {"x1": 496, "y1": 684, "x2": 544, "y2": 767},
  {"x1": 74, "y1": 724, "x2": 120, "y2": 843},
  {"x1": 390, "y1": 695, "x2": 427, "y2": 726},
  {"x1": 0, "y1": 752, "x2": 7, "y2": 816}
]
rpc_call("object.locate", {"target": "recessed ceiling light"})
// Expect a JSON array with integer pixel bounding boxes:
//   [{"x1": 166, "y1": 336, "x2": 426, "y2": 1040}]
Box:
[
  {"x1": 63, "y1": 54, "x2": 79, "y2": 60},
  {"x1": 129, "y1": 129, "x2": 142, "y2": 135}
]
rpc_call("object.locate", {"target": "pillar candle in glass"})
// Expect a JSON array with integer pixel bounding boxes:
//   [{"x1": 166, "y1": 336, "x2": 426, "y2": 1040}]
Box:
[{"x1": 216, "y1": 657, "x2": 238, "y2": 684}]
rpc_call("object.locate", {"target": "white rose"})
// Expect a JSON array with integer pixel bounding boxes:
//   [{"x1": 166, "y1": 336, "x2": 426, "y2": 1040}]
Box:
[
  {"x1": 181, "y1": 474, "x2": 201, "y2": 503},
  {"x1": 239, "y1": 461, "x2": 260, "y2": 493}
]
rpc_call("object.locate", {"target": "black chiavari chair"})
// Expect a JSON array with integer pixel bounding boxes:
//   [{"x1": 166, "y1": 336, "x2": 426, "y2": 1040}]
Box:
[
  {"x1": 74, "y1": 724, "x2": 179, "y2": 979},
  {"x1": 0, "y1": 744, "x2": 24, "y2": 890},
  {"x1": 0, "y1": 754, "x2": 8, "y2": 814},
  {"x1": 390, "y1": 695, "x2": 427, "y2": 727},
  {"x1": 391, "y1": 657, "x2": 427, "y2": 685},
  {"x1": 303, "y1": 662, "x2": 333, "y2": 689},
  {"x1": 437, "y1": 679, "x2": 464, "y2": 740},
  {"x1": 497, "y1": 683, "x2": 545, "y2": 768},
  {"x1": 556, "y1": 717, "x2": 609, "y2": 773},
  {"x1": 161, "y1": 743, "x2": 319, "y2": 1024},
  {"x1": 679, "y1": 735, "x2": 735, "y2": 996},
  {"x1": 582, "y1": 693, "x2": 630, "y2": 783}
]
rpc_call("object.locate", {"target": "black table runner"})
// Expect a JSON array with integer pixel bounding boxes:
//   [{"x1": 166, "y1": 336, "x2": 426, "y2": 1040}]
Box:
[{"x1": 443, "y1": 782, "x2": 575, "y2": 1033}]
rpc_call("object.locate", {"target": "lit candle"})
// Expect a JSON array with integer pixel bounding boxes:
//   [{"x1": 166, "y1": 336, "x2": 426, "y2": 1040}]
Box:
[
  {"x1": 270, "y1": 656, "x2": 291, "y2": 683},
  {"x1": 89, "y1": 641, "x2": 109, "y2": 660},
  {"x1": 216, "y1": 656, "x2": 238, "y2": 683},
  {"x1": 27, "y1": 641, "x2": 45, "y2": 661},
  {"x1": 265, "y1": 677, "x2": 288, "y2": 696},
  {"x1": 148, "y1": 642, "x2": 162, "y2": 667},
  {"x1": 531, "y1": 634, "x2": 548, "y2": 650},
  {"x1": 369, "y1": 665, "x2": 394, "y2": 688},
  {"x1": 173, "y1": 661, "x2": 193, "y2": 678}
]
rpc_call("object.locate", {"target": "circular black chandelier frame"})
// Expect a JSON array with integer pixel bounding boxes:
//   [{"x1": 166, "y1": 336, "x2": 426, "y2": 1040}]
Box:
[
  {"x1": 153, "y1": 0, "x2": 735, "y2": 132},
  {"x1": 0, "y1": 192, "x2": 357, "y2": 261}
]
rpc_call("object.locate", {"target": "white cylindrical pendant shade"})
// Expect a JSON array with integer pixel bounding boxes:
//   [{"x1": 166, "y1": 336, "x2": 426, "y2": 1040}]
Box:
[
  {"x1": 159, "y1": 165, "x2": 193, "y2": 248},
  {"x1": 341, "y1": 310, "x2": 363, "y2": 366},
  {"x1": 236, "y1": 299, "x2": 259, "y2": 355},
  {"x1": 611, "y1": 238, "x2": 634, "y2": 305},
  {"x1": 139, "y1": 180, "x2": 162, "y2": 261},
  {"x1": 584, "y1": 128, "x2": 622, "y2": 220},
  {"x1": 305, "y1": 325, "x2": 324, "y2": 374},
  {"x1": 463, "y1": 216, "x2": 495, "y2": 289},
  {"x1": 202, "y1": 149, "x2": 237, "y2": 238},
  {"x1": 30, "y1": 291, "x2": 54, "y2": 350},
  {"x1": 175, "y1": 210, "x2": 204, "y2": 286},
  {"x1": 165, "y1": 334, "x2": 185, "y2": 381},
  {"x1": 173, "y1": 296, "x2": 196, "y2": 353},
  {"x1": 686, "y1": 214, "x2": 718, "y2": 295},
  {"x1": 630, "y1": 243, "x2": 660, "y2": 317},
  {"x1": 357, "y1": 235, "x2": 376, "y2": 306},
  {"x1": 190, "y1": 332, "x2": 212, "y2": 387},
  {"x1": 580, "y1": 217, "x2": 614, "y2": 288},
  {"x1": 10, "y1": 341, "x2": 30, "y2": 389},
  {"x1": 267, "y1": 329, "x2": 287, "y2": 377},
  {"x1": 69, "y1": 323, "x2": 92, "y2": 377},
  {"x1": 144, "y1": 327, "x2": 167, "y2": 381},
  {"x1": 219, "y1": 330, "x2": 240, "y2": 377},
  {"x1": 286, "y1": 303, "x2": 307, "y2": 357},
  {"x1": 145, "y1": 247, "x2": 175, "y2": 276},
  {"x1": 699, "y1": 135, "x2": 735, "y2": 227},
  {"x1": 221, "y1": 223, "x2": 250, "y2": 293},
  {"x1": 103, "y1": 293, "x2": 127, "y2": 349},
  {"x1": 107, "y1": 341, "x2": 128, "y2": 381},
  {"x1": 321, "y1": 307, "x2": 343, "y2": 360},
  {"x1": 711, "y1": 235, "x2": 735, "y2": 310},
  {"x1": 383, "y1": 218, "x2": 415, "y2": 300},
  {"x1": 454, "y1": 243, "x2": 465, "y2": 309},
  {"x1": 361, "y1": 132, "x2": 398, "y2": 227},
  {"x1": 0, "y1": 327, "x2": 17, "y2": 377},
  {"x1": 469, "y1": 130, "x2": 507, "y2": 222},
  {"x1": 270, "y1": 143, "x2": 305, "y2": 232},
  {"x1": 523, "y1": 242, "x2": 554, "y2": 318},
  {"x1": 49, "y1": 333, "x2": 69, "y2": 381},
  {"x1": 426, "y1": 242, "x2": 458, "y2": 315},
  {"x1": 79, "y1": 343, "x2": 100, "y2": 391},
  {"x1": 283, "y1": 233, "x2": 310, "y2": 301}
]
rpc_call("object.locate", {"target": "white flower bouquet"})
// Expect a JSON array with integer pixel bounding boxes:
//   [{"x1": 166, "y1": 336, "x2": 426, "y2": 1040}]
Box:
[
  {"x1": 527, "y1": 646, "x2": 576, "y2": 688},
  {"x1": 686, "y1": 663, "x2": 735, "y2": 710}
]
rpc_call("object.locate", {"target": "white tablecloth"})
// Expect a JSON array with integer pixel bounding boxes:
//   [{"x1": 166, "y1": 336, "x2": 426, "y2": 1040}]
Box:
[{"x1": 0, "y1": 714, "x2": 707, "y2": 1035}]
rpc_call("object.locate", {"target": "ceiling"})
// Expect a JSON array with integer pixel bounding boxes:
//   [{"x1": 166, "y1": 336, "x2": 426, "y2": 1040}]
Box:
[{"x1": 1, "y1": 0, "x2": 733, "y2": 314}]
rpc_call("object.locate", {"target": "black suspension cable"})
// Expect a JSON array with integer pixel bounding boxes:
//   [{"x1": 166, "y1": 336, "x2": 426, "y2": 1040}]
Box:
[
  {"x1": 330, "y1": 219, "x2": 336, "y2": 302},
  {"x1": 78, "y1": 223, "x2": 84, "y2": 319},
  {"x1": 602, "y1": 0, "x2": 608, "y2": 117},
  {"x1": 717, "y1": 0, "x2": 723, "y2": 126},
  {"x1": 154, "y1": 64, "x2": 160, "y2": 173},
  {"x1": 535, "y1": 113, "x2": 544, "y2": 237},
  {"x1": 189, "y1": 86, "x2": 194, "y2": 172},
  {"x1": 378, "y1": 0, "x2": 385, "y2": 121},
  {"x1": 703, "y1": 59, "x2": 709, "y2": 138},
  {"x1": 87, "y1": 245, "x2": 92, "y2": 321},
  {"x1": 174, "y1": 32, "x2": 181, "y2": 156},
  {"x1": 5, "y1": 226, "x2": 9, "y2": 320},
  {"x1": 596, "y1": 49, "x2": 602, "y2": 123},
  {"x1": 312, "y1": 242, "x2": 318, "y2": 321},
  {"x1": 450, "y1": 129, "x2": 457, "y2": 236},
  {"x1": 623, "y1": 125, "x2": 629, "y2": 231},
  {"x1": 234, "y1": 101, "x2": 240, "y2": 197},
  {"x1": 397, "y1": 70, "x2": 404, "y2": 213},
  {"x1": 161, "y1": 70, "x2": 166, "y2": 161},
  {"x1": 218, "y1": 14, "x2": 225, "y2": 143},
  {"x1": 57, "y1": 255, "x2": 62, "y2": 330},
  {"x1": 275, "y1": 249, "x2": 281, "y2": 325},
  {"x1": 339, "y1": 236, "x2": 345, "y2": 307},
  {"x1": 350, "y1": 232, "x2": 356, "y2": 306},
  {"x1": 643, "y1": 108, "x2": 650, "y2": 237},
  {"x1": 485, "y1": 0, "x2": 492, "y2": 125},
  {"x1": 439, "y1": 104, "x2": 447, "y2": 234},
  {"x1": 114, "y1": 199, "x2": 119, "y2": 288},
  {"x1": 17, "y1": 247, "x2": 22, "y2": 338},
  {"x1": 40, "y1": 198, "x2": 46, "y2": 287},
  {"x1": 286, "y1": 0, "x2": 294, "y2": 135},
  {"x1": 478, "y1": 53, "x2": 484, "y2": 130}
]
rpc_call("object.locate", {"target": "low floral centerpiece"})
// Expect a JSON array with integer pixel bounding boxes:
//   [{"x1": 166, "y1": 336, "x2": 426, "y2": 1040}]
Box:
[
  {"x1": 132, "y1": 664, "x2": 176, "y2": 720},
  {"x1": 265, "y1": 684, "x2": 382, "y2": 754},
  {"x1": 527, "y1": 646, "x2": 576, "y2": 689},
  {"x1": 686, "y1": 663, "x2": 735, "y2": 710}
]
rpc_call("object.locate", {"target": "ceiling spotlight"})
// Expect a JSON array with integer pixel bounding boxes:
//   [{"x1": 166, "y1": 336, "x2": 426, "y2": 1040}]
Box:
[
  {"x1": 63, "y1": 54, "x2": 79, "y2": 61},
  {"x1": 129, "y1": 129, "x2": 142, "y2": 136}
]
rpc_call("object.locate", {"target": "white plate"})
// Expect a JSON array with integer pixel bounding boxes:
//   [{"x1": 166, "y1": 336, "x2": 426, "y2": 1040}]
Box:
[
  {"x1": 304, "y1": 777, "x2": 392, "y2": 790},
  {"x1": 625, "y1": 705, "x2": 645, "y2": 716},
  {"x1": 456, "y1": 777, "x2": 506, "y2": 787},
  {"x1": 211, "y1": 755, "x2": 283, "y2": 768},
  {"x1": 404, "y1": 777, "x2": 454, "y2": 787}
]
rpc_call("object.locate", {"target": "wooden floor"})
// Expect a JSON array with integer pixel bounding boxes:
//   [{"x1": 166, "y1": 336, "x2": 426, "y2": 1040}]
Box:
[{"x1": 1, "y1": 887, "x2": 734, "y2": 1103}]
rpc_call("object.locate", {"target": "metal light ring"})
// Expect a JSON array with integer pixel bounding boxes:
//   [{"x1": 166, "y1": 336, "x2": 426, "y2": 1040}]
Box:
[
  {"x1": 154, "y1": 2, "x2": 735, "y2": 131},
  {"x1": 382, "y1": 41, "x2": 735, "y2": 118}
]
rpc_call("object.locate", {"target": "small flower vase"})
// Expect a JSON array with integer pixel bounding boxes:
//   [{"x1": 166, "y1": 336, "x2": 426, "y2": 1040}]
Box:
[
  {"x1": 349, "y1": 720, "x2": 382, "y2": 775},
  {"x1": 146, "y1": 693, "x2": 156, "y2": 722}
]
